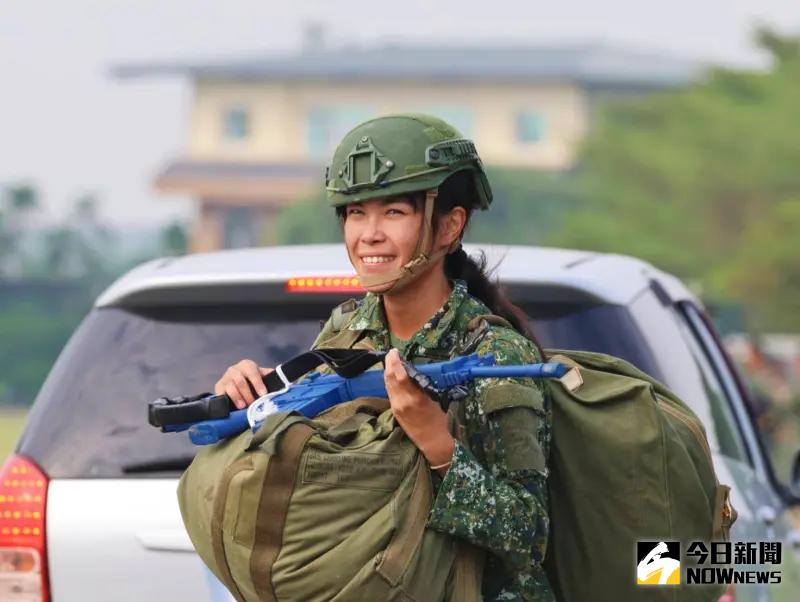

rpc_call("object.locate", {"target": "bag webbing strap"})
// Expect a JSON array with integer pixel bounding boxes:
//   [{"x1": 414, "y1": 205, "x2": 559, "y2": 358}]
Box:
[
  {"x1": 250, "y1": 423, "x2": 315, "y2": 602},
  {"x1": 210, "y1": 456, "x2": 253, "y2": 602},
  {"x1": 248, "y1": 413, "x2": 308, "y2": 453},
  {"x1": 376, "y1": 456, "x2": 432, "y2": 585}
]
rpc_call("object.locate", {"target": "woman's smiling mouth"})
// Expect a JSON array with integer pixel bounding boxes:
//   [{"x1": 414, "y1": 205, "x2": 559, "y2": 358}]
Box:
[{"x1": 361, "y1": 255, "x2": 396, "y2": 265}]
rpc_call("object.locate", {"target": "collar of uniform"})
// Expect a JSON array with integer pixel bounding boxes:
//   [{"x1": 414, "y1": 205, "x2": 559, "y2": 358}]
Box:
[
  {"x1": 403, "y1": 280, "x2": 469, "y2": 355},
  {"x1": 347, "y1": 291, "x2": 384, "y2": 333},
  {"x1": 347, "y1": 280, "x2": 470, "y2": 355}
]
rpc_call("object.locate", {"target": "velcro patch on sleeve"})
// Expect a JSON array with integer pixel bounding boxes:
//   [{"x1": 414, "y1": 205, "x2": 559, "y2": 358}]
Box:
[
  {"x1": 494, "y1": 408, "x2": 546, "y2": 473},
  {"x1": 481, "y1": 383, "x2": 544, "y2": 415},
  {"x1": 481, "y1": 383, "x2": 547, "y2": 473}
]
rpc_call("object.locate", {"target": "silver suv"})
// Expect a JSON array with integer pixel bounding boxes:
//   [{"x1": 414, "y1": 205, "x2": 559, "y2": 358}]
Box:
[{"x1": 2, "y1": 243, "x2": 799, "y2": 601}]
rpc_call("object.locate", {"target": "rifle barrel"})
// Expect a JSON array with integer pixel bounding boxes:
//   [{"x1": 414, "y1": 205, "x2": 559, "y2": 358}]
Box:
[{"x1": 469, "y1": 362, "x2": 567, "y2": 379}]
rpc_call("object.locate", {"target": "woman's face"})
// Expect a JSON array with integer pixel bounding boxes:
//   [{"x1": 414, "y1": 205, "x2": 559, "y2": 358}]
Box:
[{"x1": 343, "y1": 196, "x2": 424, "y2": 289}]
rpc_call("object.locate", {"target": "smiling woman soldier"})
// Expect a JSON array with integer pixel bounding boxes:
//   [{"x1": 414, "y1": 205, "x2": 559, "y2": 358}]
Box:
[{"x1": 214, "y1": 114, "x2": 554, "y2": 601}]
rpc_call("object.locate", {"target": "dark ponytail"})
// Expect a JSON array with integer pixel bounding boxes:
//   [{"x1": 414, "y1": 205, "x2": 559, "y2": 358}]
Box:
[
  {"x1": 436, "y1": 172, "x2": 546, "y2": 358},
  {"x1": 443, "y1": 245, "x2": 546, "y2": 358}
]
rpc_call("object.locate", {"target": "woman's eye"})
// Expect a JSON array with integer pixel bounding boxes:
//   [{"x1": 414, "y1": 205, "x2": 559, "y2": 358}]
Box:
[{"x1": 386, "y1": 208, "x2": 405, "y2": 215}]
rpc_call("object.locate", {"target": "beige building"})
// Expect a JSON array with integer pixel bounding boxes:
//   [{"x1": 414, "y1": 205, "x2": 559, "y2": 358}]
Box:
[{"x1": 116, "y1": 42, "x2": 697, "y2": 251}]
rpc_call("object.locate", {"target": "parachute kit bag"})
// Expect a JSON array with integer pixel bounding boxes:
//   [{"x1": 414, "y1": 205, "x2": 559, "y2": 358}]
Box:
[
  {"x1": 542, "y1": 348, "x2": 737, "y2": 602},
  {"x1": 177, "y1": 395, "x2": 482, "y2": 602}
]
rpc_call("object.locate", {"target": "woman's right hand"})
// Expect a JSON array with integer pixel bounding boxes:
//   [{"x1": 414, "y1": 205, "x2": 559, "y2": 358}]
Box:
[{"x1": 214, "y1": 359, "x2": 274, "y2": 409}]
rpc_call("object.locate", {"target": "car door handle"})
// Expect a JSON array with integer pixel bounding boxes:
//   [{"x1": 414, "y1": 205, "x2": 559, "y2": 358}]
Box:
[{"x1": 136, "y1": 529, "x2": 196, "y2": 552}]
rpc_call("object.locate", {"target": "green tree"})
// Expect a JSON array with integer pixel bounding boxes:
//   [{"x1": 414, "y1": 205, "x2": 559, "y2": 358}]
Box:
[
  {"x1": 161, "y1": 220, "x2": 188, "y2": 255},
  {"x1": 465, "y1": 168, "x2": 582, "y2": 245},
  {"x1": 274, "y1": 196, "x2": 343, "y2": 245},
  {"x1": 43, "y1": 193, "x2": 116, "y2": 280},
  {"x1": 0, "y1": 183, "x2": 39, "y2": 276},
  {"x1": 721, "y1": 198, "x2": 800, "y2": 331},
  {"x1": 550, "y1": 27, "x2": 800, "y2": 331}
]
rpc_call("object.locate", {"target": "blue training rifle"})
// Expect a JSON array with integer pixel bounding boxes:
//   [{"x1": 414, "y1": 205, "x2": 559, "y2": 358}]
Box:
[{"x1": 150, "y1": 352, "x2": 568, "y2": 446}]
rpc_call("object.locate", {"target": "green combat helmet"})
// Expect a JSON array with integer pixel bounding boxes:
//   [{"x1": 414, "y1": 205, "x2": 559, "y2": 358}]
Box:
[{"x1": 325, "y1": 113, "x2": 493, "y2": 292}]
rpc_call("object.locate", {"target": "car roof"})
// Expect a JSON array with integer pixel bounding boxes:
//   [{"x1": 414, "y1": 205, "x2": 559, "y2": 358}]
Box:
[{"x1": 96, "y1": 243, "x2": 699, "y2": 308}]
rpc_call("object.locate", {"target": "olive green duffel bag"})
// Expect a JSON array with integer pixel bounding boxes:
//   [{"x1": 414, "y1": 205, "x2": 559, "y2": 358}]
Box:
[
  {"x1": 543, "y1": 348, "x2": 738, "y2": 602},
  {"x1": 177, "y1": 397, "x2": 482, "y2": 602}
]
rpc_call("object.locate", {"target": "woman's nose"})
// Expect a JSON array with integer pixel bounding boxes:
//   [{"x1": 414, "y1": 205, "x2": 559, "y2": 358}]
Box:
[{"x1": 361, "y1": 215, "x2": 386, "y2": 242}]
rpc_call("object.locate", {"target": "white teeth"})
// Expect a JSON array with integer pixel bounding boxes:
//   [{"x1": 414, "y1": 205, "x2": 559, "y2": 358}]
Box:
[{"x1": 362, "y1": 256, "x2": 394, "y2": 264}]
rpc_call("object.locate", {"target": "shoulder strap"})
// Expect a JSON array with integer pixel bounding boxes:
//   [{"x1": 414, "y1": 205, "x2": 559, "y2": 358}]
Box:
[
  {"x1": 465, "y1": 313, "x2": 514, "y2": 332},
  {"x1": 456, "y1": 313, "x2": 515, "y2": 356}
]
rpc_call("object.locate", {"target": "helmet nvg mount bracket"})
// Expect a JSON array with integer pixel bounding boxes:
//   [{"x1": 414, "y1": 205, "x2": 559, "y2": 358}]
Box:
[{"x1": 325, "y1": 114, "x2": 493, "y2": 293}]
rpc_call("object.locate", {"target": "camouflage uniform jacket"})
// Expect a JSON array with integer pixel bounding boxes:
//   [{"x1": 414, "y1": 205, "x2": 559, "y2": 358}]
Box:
[{"x1": 314, "y1": 280, "x2": 554, "y2": 601}]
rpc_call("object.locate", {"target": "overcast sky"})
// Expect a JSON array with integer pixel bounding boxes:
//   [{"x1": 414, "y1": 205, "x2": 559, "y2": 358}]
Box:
[{"x1": 2, "y1": 0, "x2": 799, "y2": 227}]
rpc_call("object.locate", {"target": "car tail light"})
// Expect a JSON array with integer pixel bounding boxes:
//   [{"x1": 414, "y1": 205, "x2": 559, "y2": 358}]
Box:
[
  {"x1": 286, "y1": 276, "x2": 363, "y2": 293},
  {"x1": 0, "y1": 455, "x2": 49, "y2": 602}
]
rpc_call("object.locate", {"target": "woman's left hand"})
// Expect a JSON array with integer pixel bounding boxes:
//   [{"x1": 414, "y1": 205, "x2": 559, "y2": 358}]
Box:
[{"x1": 383, "y1": 348, "x2": 455, "y2": 473}]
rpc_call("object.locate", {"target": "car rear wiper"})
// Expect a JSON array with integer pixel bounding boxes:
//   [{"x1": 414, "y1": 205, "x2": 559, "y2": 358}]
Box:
[{"x1": 121, "y1": 456, "x2": 196, "y2": 474}]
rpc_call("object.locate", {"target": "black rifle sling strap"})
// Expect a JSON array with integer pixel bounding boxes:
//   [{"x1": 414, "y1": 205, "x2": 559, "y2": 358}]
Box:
[{"x1": 262, "y1": 348, "x2": 388, "y2": 392}]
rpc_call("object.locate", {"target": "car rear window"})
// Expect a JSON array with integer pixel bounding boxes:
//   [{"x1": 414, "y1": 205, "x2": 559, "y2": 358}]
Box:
[
  {"x1": 524, "y1": 302, "x2": 662, "y2": 379},
  {"x1": 19, "y1": 299, "x2": 659, "y2": 478}
]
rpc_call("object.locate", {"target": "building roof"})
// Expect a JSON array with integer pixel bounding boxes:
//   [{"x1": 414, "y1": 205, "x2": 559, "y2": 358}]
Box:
[
  {"x1": 154, "y1": 160, "x2": 320, "y2": 204},
  {"x1": 113, "y1": 41, "x2": 701, "y2": 89}
]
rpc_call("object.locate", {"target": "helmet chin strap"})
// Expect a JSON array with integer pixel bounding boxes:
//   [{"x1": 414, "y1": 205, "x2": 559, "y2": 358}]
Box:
[{"x1": 358, "y1": 188, "x2": 459, "y2": 294}]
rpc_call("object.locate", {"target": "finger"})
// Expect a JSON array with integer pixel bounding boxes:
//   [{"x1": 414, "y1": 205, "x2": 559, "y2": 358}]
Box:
[
  {"x1": 225, "y1": 383, "x2": 246, "y2": 409},
  {"x1": 240, "y1": 362, "x2": 268, "y2": 396},
  {"x1": 383, "y1": 349, "x2": 402, "y2": 384},
  {"x1": 383, "y1": 350, "x2": 402, "y2": 396},
  {"x1": 231, "y1": 373, "x2": 256, "y2": 406},
  {"x1": 387, "y1": 350, "x2": 410, "y2": 384},
  {"x1": 385, "y1": 349, "x2": 402, "y2": 373},
  {"x1": 259, "y1": 367, "x2": 274, "y2": 376}
]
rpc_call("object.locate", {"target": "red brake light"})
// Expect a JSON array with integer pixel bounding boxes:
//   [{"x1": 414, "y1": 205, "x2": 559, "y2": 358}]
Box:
[
  {"x1": 0, "y1": 454, "x2": 50, "y2": 602},
  {"x1": 286, "y1": 276, "x2": 364, "y2": 293}
]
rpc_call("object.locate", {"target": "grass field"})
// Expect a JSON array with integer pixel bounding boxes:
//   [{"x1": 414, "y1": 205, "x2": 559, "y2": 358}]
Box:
[{"x1": 0, "y1": 408, "x2": 29, "y2": 462}]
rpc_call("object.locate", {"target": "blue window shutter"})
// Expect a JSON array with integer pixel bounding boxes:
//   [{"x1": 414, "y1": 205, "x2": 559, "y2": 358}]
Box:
[
  {"x1": 222, "y1": 108, "x2": 249, "y2": 140},
  {"x1": 516, "y1": 111, "x2": 546, "y2": 143}
]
